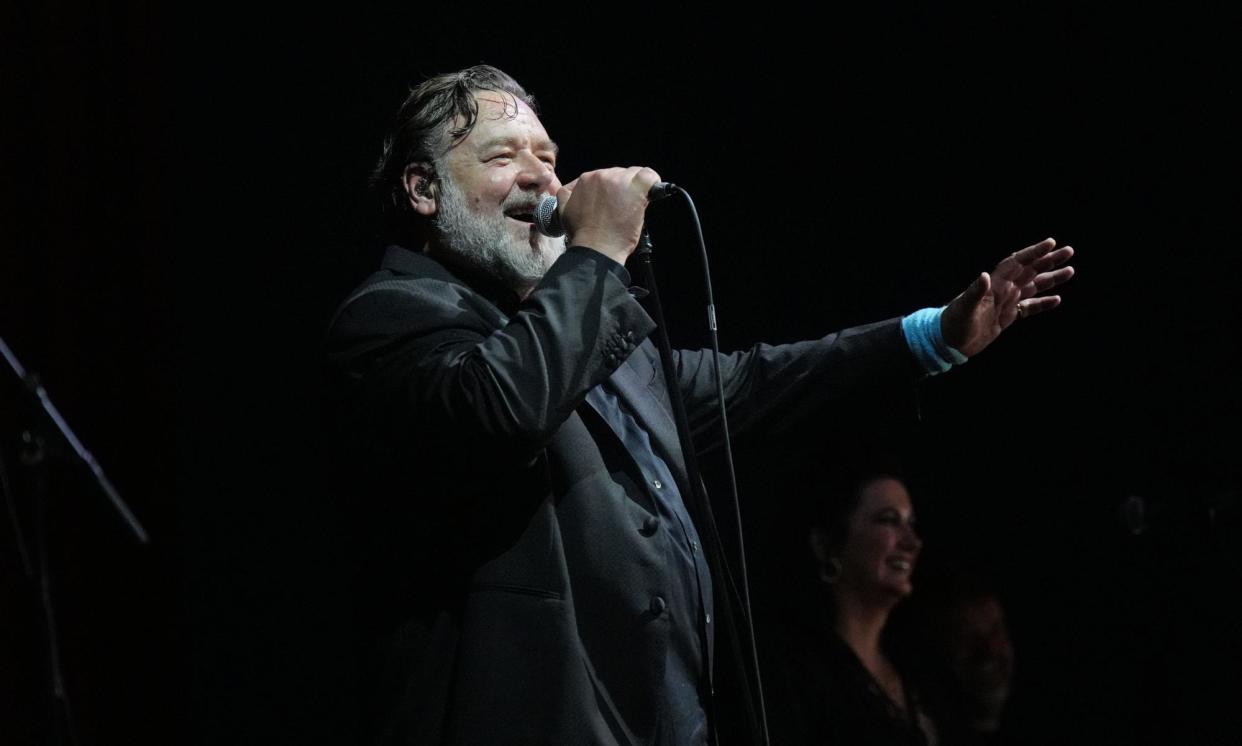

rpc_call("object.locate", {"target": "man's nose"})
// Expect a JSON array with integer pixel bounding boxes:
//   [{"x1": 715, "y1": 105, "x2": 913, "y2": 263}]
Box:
[{"x1": 515, "y1": 152, "x2": 557, "y2": 192}]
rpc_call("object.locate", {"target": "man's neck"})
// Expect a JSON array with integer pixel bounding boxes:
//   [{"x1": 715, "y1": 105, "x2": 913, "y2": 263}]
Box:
[{"x1": 424, "y1": 243, "x2": 531, "y2": 310}]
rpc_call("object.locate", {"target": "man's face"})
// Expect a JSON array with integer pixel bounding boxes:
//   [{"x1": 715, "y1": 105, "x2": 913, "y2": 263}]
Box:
[
  {"x1": 431, "y1": 91, "x2": 566, "y2": 292},
  {"x1": 947, "y1": 596, "x2": 1014, "y2": 697}
]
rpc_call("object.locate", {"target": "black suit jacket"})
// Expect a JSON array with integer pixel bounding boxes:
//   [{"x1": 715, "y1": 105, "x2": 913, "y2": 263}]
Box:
[{"x1": 324, "y1": 245, "x2": 916, "y2": 745}]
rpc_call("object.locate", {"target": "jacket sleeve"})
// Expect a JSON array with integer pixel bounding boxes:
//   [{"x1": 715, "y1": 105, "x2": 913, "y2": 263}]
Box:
[
  {"x1": 325, "y1": 248, "x2": 657, "y2": 463},
  {"x1": 669, "y1": 318, "x2": 920, "y2": 450}
]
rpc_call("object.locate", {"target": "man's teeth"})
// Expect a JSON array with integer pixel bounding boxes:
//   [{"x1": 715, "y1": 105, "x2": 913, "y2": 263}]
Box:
[{"x1": 887, "y1": 558, "x2": 911, "y2": 571}]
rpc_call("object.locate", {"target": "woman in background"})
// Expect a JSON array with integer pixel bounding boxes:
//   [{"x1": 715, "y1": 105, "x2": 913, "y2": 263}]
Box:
[{"x1": 766, "y1": 465, "x2": 937, "y2": 745}]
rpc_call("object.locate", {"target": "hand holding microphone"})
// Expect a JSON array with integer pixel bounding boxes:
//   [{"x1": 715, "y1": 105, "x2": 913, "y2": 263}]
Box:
[{"x1": 534, "y1": 167, "x2": 675, "y2": 265}]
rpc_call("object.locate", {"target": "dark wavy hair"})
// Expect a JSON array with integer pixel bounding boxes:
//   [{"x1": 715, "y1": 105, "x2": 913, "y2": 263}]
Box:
[{"x1": 371, "y1": 65, "x2": 537, "y2": 245}]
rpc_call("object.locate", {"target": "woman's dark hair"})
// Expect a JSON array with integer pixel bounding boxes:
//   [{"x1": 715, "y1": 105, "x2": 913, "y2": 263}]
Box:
[{"x1": 371, "y1": 65, "x2": 536, "y2": 244}]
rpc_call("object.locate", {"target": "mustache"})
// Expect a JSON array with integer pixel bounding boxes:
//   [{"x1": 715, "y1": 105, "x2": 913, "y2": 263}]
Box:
[{"x1": 501, "y1": 189, "x2": 550, "y2": 214}]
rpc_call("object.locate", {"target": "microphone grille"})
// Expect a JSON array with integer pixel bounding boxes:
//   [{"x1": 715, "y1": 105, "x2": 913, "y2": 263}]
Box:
[{"x1": 534, "y1": 195, "x2": 564, "y2": 237}]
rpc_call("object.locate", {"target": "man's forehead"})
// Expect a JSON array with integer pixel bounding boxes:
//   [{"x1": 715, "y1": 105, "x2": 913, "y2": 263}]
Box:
[
  {"x1": 475, "y1": 90, "x2": 530, "y2": 116},
  {"x1": 452, "y1": 90, "x2": 555, "y2": 151},
  {"x1": 465, "y1": 91, "x2": 544, "y2": 133}
]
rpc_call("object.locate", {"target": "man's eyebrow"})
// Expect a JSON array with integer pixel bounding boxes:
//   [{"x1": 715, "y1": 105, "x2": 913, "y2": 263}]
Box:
[{"x1": 476, "y1": 136, "x2": 559, "y2": 155}]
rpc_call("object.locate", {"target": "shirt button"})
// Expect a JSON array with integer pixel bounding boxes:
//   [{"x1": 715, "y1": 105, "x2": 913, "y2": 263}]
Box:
[
  {"x1": 649, "y1": 596, "x2": 667, "y2": 616},
  {"x1": 607, "y1": 353, "x2": 618, "y2": 364},
  {"x1": 690, "y1": 539, "x2": 699, "y2": 553},
  {"x1": 639, "y1": 515, "x2": 659, "y2": 536},
  {"x1": 652, "y1": 479, "x2": 662, "y2": 490},
  {"x1": 705, "y1": 613, "x2": 712, "y2": 624},
  {"x1": 625, "y1": 330, "x2": 634, "y2": 341}
]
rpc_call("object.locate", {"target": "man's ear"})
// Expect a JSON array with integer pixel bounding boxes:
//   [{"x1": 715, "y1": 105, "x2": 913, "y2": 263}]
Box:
[{"x1": 402, "y1": 162, "x2": 439, "y2": 216}]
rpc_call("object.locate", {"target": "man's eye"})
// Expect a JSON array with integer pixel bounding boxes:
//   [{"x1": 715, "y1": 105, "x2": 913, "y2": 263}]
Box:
[{"x1": 486, "y1": 153, "x2": 512, "y2": 162}]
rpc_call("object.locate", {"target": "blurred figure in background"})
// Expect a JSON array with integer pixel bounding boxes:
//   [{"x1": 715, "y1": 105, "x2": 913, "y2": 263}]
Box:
[{"x1": 919, "y1": 572, "x2": 1016, "y2": 745}]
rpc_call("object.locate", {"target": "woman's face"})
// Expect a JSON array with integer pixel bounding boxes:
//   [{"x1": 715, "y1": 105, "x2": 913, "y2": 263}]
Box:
[{"x1": 837, "y1": 477, "x2": 922, "y2": 602}]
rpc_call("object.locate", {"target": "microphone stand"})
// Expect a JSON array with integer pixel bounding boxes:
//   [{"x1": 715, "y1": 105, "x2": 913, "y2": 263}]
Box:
[
  {"x1": 631, "y1": 228, "x2": 770, "y2": 746},
  {"x1": 631, "y1": 229, "x2": 715, "y2": 527},
  {"x1": 1, "y1": 337, "x2": 148, "y2": 543},
  {"x1": 1, "y1": 335, "x2": 150, "y2": 745}
]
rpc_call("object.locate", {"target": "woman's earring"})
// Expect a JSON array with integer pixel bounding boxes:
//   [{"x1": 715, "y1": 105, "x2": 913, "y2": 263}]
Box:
[{"x1": 821, "y1": 557, "x2": 842, "y2": 585}]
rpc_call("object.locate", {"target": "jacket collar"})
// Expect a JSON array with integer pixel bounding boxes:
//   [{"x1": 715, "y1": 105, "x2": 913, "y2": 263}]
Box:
[{"x1": 380, "y1": 244, "x2": 524, "y2": 317}]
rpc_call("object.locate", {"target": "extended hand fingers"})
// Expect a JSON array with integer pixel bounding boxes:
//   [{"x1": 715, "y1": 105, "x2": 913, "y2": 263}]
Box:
[
  {"x1": 998, "y1": 241, "x2": 1074, "y2": 285},
  {"x1": 1012, "y1": 237, "x2": 1058, "y2": 264},
  {"x1": 992, "y1": 237, "x2": 1075, "y2": 328},
  {"x1": 1031, "y1": 245, "x2": 1074, "y2": 271},
  {"x1": 1016, "y1": 295, "x2": 1062, "y2": 319},
  {"x1": 1025, "y1": 265, "x2": 1075, "y2": 295}
]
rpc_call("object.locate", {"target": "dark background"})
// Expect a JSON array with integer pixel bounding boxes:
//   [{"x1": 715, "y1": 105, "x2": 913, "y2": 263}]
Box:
[{"x1": 3, "y1": 4, "x2": 1239, "y2": 744}]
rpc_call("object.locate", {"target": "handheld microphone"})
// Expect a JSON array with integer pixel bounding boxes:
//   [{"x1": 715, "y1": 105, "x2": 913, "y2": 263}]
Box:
[{"x1": 534, "y1": 182, "x2": 677, "y2": 237}]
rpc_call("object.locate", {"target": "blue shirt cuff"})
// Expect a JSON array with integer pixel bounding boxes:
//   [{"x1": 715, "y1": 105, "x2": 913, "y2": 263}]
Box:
[{"x1": 902, "y1": 307, "x2": 968, "y2": 375}]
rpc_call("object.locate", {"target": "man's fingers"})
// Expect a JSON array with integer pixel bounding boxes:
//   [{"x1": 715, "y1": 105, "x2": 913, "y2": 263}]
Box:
[
  {"x1": 1031, "y1": 245, "x2": 1074, "y2": 271},
  {"x1": 963, "y1": 271, "x2": 990, "y2": 305},
  {"x1": 628, "y1": 166, "x2": 662, "y2": 197},
  {"x1": 1018, "y1": 295, "x2": 1062, "y2": 317},
  {"x1": 574, "y1": 167, "x2": 661, "y2": 200},
  {"x1": 560, "y1": 167, "x2": 663, "y2": 263},
  {"x1": 999, "y1": 240, "x2": 1073, "y2": 284},
  {"x1": 1028, "y1": 266, "x2": 1075, "y2": 294},
  {"x1": 1012, "y1": 237, "x2": 1057, "y2": 264}
]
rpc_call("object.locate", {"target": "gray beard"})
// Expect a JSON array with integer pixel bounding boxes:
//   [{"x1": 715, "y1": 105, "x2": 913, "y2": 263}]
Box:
[{"x1": 431, "y1": 176, "x2": 566, "y2": 294}]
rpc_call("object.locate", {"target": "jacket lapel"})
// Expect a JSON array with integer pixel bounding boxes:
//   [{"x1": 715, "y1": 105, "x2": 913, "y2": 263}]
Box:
[{"x1": 607, "y1": 349, "x2": 694, "y2": 500}]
